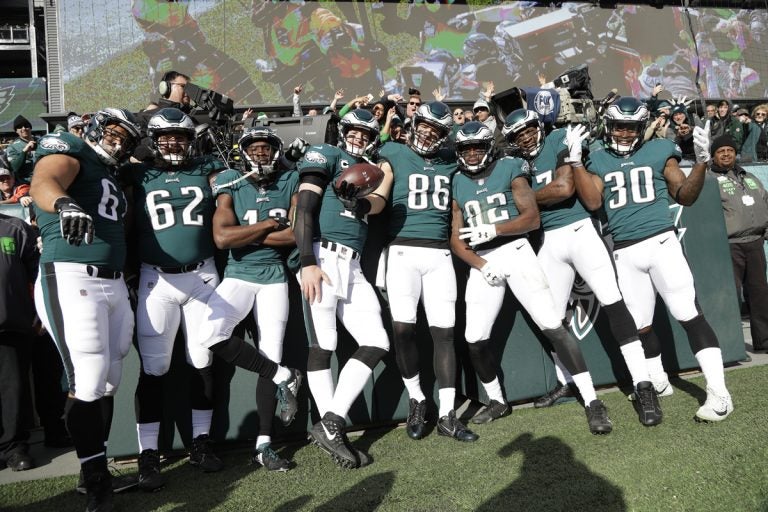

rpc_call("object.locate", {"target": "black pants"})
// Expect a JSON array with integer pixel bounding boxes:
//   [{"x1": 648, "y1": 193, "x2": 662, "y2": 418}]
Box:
[
  {"x1": 731, "y1": 240, "x2": 768, "y2": 348},
  {"x1": 30, "y1": 334, "x2": 68, "y2": 440},
  {"x1": 0, "y1": 334, "x2": 33, "y2": 459}
]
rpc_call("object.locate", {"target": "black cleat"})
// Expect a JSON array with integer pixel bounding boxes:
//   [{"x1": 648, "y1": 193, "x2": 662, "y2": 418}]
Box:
[
  {"x1": 5, "y1": 452, "x2": 34, "y2": 471},
  {"x1": 353, "y1": 446, "x2": 373, "y2": 468},
  {"x1": 437, "y1": 410, "x2": 479, "y2": 442},
  {"x1": 308, "y1": 412, "x2": 359, "y2": 469},
  {"x1": 189, "y1": 434, "x2": 223, "y2": 472},
  {"x1": 585, "y1": 399, "x2": 613, "y2": 435},
  {"x1": 471, "y1": 400, "x2": 511, "y2": 424},
  {"x1": 405, "y1": 399, "x2": 427, "y2": 440},
  {"x1": 252, "y1": 443, "x2": 293, "y2": 472},
  {"x1": 138, "y1": 449, "x2": 165, "y2": 491},
  {"x1": 634, "y1": 381, "x2": 663, "y2": 426},
  {"x1": 276, "y1": 369, "x2": 302, "y2": 426},
  {"x1": 82, "y1": 457, "x2": 113, "y2": 512},
  {"x1": 76, "y1": 466, "x2": 138, "y2": 496},
  {"x1": 534, "y1": 383, "x2": 578, "y2": 408}
]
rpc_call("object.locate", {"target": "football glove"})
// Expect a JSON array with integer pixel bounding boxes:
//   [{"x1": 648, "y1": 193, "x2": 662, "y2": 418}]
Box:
[
  {"x1": 334, "y1": 180, "x2": 361, "y2": 212},
  {"x1": 54, "y1": 196, "x2": 94, "y2": 246},
  {"x1": 285, "y1": 137, "x2": 309, "y2": 162},
  {"x1": 692, "y1": 121, "x2": 711, "y2": 164},
  {"x1": 480, "y1": 262, "x2": 506, "y2": 287},
  {"x1": 272, "y1": 215, "x2": 291, "y2": 231},
  {"x1": 564, "y1": 124, "x2": 589, "y2": 165},
  {"x1": 459, "y1": 224, "x2": 498, "y2": 247}
]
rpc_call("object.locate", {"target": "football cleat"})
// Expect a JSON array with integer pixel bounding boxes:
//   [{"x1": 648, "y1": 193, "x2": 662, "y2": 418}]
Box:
[
  {"x1": 406, "y1": 399, "x2": 427, "y2": 440},
  {"x1": 533, "y1": 383, "x2": 578, "y2": 408},
  {"x1": 81, "y1": 456, "x2": 113, "y2": 512},
  {"x1": 651, "y1": 375, "x2": 674, "y2": 397},
  {"x1": 189, "y1": 434, "x2": 223, "y2": 472},
  {"x1": 585, "y1": 399, "x2": 613, "y2": 435},
  {"x1": 695, "y1": 388, "x2": 733, "y2": 422},
  {"x1": 437, "y1": 410, "x2": 479, "y2": 442},
  {"x1": 308, "y1": 412, "x2": 359, "y2": 469},
  {"x1": 252, "y1": 443, "x2": 292, "y2": 472},
  {"x1": 137, "y1": 449, "x2": 165, "y2": 492},
  {"x1": 471, "y1": 400, "x2": 511, "y2": 424},
  {"x1": 633, "y1": 381, "x2": 663, "y2": 426},
  {"x1": 276, "y1": 369, "x2": 302, "y2": 426}
]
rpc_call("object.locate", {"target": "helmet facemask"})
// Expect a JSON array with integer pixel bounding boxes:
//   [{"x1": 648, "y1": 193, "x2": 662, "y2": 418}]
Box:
[
  {"x1": 238, "y1": 127, "x2": 283, "y2": 186},
  {"x1": 85, "y1": 109, "x2": 141, "y2": 166},
  {"x1": 154, "y1": 132, "x2": 194, "y2": 167},
  {"x1": 408, "y1": 102, "x2": 453, "y2": 157},
  {"x1": 502, "y1": 110, "x2": 544, "y2": 159},
  {"x1": 605, "y1": 120, "x2": 645, "y2": 156},
  {"x1": 147, "y1": 108, "x2": 197, "y2": 167},
  {"x1": 338, "y1": 109, "x2": 380, "y2": 158},
  {"x1": 455, "y1": 121, "x2": 495, "y2": 174}
]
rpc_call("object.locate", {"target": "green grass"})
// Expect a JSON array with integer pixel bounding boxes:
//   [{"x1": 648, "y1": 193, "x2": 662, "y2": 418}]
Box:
[{"x1": 2, "y1": 366, "x2": 768, "y2": 511}]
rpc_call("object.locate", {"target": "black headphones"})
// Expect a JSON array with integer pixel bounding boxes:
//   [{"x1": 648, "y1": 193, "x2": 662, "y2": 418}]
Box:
[{"x1": 158, "y1": 72, "x2": 173, "y2": 98}]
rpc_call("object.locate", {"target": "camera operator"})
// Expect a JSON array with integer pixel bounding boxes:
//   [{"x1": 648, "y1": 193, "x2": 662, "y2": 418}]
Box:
[{"x1": 145, "y1": 71, "x2": 192, "y2": 113}]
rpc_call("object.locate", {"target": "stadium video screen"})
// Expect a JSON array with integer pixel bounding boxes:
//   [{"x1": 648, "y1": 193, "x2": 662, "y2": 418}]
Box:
[{"x1": 58, "y1": 1, "x2": 767, "y2": 113}]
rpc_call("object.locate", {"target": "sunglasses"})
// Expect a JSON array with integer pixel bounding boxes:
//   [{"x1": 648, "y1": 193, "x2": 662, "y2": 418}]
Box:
[
  {"x1": 755, "y1": 112, "x2": 767, "y2": 117},
  {"x1": 408, "y1": 101, "x2": 421, "y2": 106},
  {"x1": 453, "y1": 111, "x2": 464, "y2": 116}
]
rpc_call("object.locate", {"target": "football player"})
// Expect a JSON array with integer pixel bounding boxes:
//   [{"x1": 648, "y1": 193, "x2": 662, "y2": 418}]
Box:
[
  {"x1": 378, "y1": 101, "x2": 478, "y2": 442},
  {"x1": 200, "y1": 127, "x2": 298, "y2": 472},
  {"x1": 503, "y1": 109, "x2": 662, "y2": 427},
  {"x1": 124, "y1": 107, "x2": 226, "y2": 489},
  {"x1": 30, "y1": 108, "x2": 141, "y2": 511},
  {"x1": 294, "y1": 109, "x2": 391, "y2": 468},
  {"x1": 450, "y1": 121, "x2": 613, "y2": 435},
  {"x1": 574, "y1": 97, "x2": 733, "y2": 422}
]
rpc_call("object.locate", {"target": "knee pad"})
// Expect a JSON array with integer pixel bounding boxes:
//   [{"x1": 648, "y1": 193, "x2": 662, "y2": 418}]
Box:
[
  {"x1": 307, "y1": 346, "x2": 333, "y2": 372},
  {"x1": 638, "y1": 327, "x2": 662, "y2": 358},
  {"x1": 681, "y1": 314, "x2": 720, "y2": 353},
  {"x1": 542, "y1": 326, "x2": 587, "y2": 375},
  {"x1": 352, "y1": 346, "x2": 388, "y2": 370},
  {"x1": 603, "y1": 300, "x2": 640, "y2": 346}
]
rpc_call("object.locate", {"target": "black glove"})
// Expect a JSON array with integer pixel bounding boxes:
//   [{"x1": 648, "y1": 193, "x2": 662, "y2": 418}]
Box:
[
  {"x1": 54, "y1": 196, "x2": 94, "y2": 246},
  {"x1": 285, "y1": 137, "x2": 309, "y2": 162},
  {"x1": 334, "y1": 180, "x2": 361, "y2": 212},
  {"x1": 272, "y1": 215, "x2": 291, "y2": 231}
]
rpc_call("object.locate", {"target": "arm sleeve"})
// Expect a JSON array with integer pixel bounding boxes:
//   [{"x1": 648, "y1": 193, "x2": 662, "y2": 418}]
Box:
[{"x1": 294, "y1": 189, "x2": 322, "y2": 267}]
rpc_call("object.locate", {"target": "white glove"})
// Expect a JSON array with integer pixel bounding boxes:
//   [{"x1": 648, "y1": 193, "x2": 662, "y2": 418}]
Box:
[
  {"x1": 285, "y1": 137, "x2": 309, "y2": 162},
  {"x1": 480, "y1": 262, "x2": 506, "y2": 286},
  {"x1": 692, "y1": 120, "x2": 711, "y2": 164},
  {"x1": 564, "y1": 124, "x2": 589, "y2": 165},
  {"x1": 459, "y1": 223, "x2": 498, "y2": 247},
  {"x1": 674, "y1": 95, "x2": 693, "y2": 107}
]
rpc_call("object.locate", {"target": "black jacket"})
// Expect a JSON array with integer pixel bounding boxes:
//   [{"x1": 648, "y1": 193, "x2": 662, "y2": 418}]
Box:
[{"x1": 0, "y1": 214, "x2": 38, "y2": 335}]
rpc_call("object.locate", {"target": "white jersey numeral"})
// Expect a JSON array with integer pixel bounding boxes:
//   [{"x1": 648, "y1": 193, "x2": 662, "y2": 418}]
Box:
[
  {"x1": 243, "y1": 208, "x2": 288, "y2": 224},
  {"x1": 605, "y1": 166, "x2": 655, "y2": 209},
  {"x1": 98, "y1": 178, "x2": 122, "y2": 221},
  {"x1": 463, "y1": 193, "x2": 510, "y2": 227},
  {"x1": 407, "y1": 174, "x2": 450, "y2": 211},
  {"x1": 146, "y1": 186, "x2": 206, "y2": 230}
]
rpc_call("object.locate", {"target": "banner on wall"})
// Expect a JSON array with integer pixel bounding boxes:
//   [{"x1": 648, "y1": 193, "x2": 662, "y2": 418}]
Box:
[{"x1": 0, "y1": 78, "x2": 48, "y2": 133}]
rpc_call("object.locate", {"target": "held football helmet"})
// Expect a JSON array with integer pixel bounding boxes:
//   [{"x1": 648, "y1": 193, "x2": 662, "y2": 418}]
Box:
[
  {"x1": 502, "y1": 109, "x2": 544, "y2": 158},
  {"x1": 603, "y1": 97, "x2": 649, "y2": 157},
  {"x1": 238, "y1": 127, "x2": 283, "y2": 185},
  {"x1": 147, "y1": 108, "x2": 196, "y2": 166},
  {"x1": 455, "y1": 121, "x2": 495, "y2": 174},
  {"x1": 84, "y1": 108, "x2": 141, "y2": 166},
  {"x1": 338, "y1": 109, "x2": 380, "y2": 157},
  {"x1": 409, "y1": 101, "x2": 453, "y2": 156}
]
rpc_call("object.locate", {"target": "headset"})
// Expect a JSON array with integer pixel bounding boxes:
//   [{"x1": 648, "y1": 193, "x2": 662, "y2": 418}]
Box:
[{"x1": 158, "y1": 71, "x2": 181, "y2": 99}]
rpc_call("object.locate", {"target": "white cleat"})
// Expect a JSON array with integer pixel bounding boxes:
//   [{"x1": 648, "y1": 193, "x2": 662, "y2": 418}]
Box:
[
  {"x1": 652, "y1": 377, "x2": 674, "y2": 397},
  {"x1": 695, "y1": 387, "x2": 733, "y2": 422}
]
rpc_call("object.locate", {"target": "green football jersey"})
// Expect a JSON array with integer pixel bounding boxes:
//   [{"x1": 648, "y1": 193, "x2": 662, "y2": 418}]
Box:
[
  {"x1": 452, "y1": 157, "x2": 527, "y2": 231},
  {"x1": 126, "y1": 156, "x2": 224, "y2": 267},
  {"x1": 214, "y1": 168, "x2": 298, "y2": 284},
  {"x1": 587, "y1": 138, "x2": 682, "y2": 242},
  {"x1": 378, "y1": 142, "x2": 457, "y2": 242},
  {"x1": 298, "y1": 144, "x2": 370, "y2": 254},
  {"x1": 34, "y1": 132, "x2": 127, "y2": 270},
  {"x1": 528, "y1": 128, "x2": 591, "y2": 230}
]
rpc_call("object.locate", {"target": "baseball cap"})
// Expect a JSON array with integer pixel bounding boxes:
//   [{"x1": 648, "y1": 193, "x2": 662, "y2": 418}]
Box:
[
  {"x1": 736, "y1": 108, "x2": 749, "y2": 117},
  {"x1": 67, "y1": 114, "x2": 84, "y2": 130},
  {"x1": 0, "y1": 167, "x2": 12, "y2": 177},
  {"x1": 473, "y1": 99, "x2": 490, "y2": 112}
]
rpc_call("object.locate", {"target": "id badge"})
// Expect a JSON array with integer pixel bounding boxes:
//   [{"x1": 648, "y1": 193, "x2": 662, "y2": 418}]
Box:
[{"x1": 742, "y1": 195, "x2": 755, "y2": 206}]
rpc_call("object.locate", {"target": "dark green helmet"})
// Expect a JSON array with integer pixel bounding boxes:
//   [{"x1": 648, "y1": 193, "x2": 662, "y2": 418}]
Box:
[
  {"x1": 409, "y1": 101, "x2": 453, "y2": 156},
  {"x1": 603, "y1": 97, "x2": 649, "y2": 156},
  {"x1": 455, "y1": 121, "x2": 495, "y2": 174},
  {"x1": 502, "y1": 109, "x2": 544, "y2": 158}
]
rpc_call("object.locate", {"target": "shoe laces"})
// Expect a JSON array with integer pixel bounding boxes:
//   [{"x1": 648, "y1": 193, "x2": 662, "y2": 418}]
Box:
[
  {"x1": 589, "y1": 401, "x2": 609, "y2": 422},
  {"x1": 408, "y1": 400, "x2": 426, "y2": 425}
]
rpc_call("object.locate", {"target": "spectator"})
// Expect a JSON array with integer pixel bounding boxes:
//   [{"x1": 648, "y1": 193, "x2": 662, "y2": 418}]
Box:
[
  {"x1": 145, "y1": 71, "x2": 191, "y2": 113},
  {"x1": 0, "y1": 212, "x2": 40, "y2": 471},
  {"x1": 464, "y1": 109, "x2": 474, "y2": 122},
  {"x1": 67, "y1": 114, "x2": 85, "y2": 138},
  {"x1": 4, "y1": 116, "x2": 37, "y2": 185},
  {"x1": 709, "y1": 99, "x2": 744, "y2": 152},
  {"x1": 705, "y1": 104, "x2": 717, "y2": 119},
  {"x1": 404, "y1": 89, "x2": 422, "y2": 118},
  {"x1": 666, "y1": 104, "x2": 702, "y2": 162},
  {"x1": 0, "y1": 167, "x2": 32, "y2": 206},
  {"x1": 741, "y1": 104, "x2": 768, "y2": 162},
  {"x1": 708, "y1": 134, "x2": 768, "y2": 352}
]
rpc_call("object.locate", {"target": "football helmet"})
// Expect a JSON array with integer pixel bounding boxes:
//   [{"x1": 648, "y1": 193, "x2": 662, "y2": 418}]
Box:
[
  {"x1": 502, "y1": 109, "x2": 544, "y2": 158},
  {"x1": 147, "y1": 108, "x2": 196, "y2": 166},
  {"x1": 455, "y1": 121, "x2": 495, "y2": 174},
  {"x1": 84, "y1": 108, "x2": 141, "y2": 166},
  {"x1": 238, "y1": 127, "x2": 283, "y2": 185},
  {"x1": 603, "y1": 97, "x2": 649, "y2": 156},
  {"x1": 409, "y1": 101, "x2": 453, "y2": 156},
  {"x1": 338, "y1": 109, "x2": 380, "y2": 157}
]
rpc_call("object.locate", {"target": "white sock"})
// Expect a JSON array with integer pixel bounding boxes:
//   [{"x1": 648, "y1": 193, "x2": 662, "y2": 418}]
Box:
[
  {"x1": 256, "y1": 435, "x2": 271, "y2": 449},
  {"x1": 695, "y1": 347, "x2": 729, "y2": 396},
  {"x1": 438, "y1": 387, "x2": 456, "y2": 418},
  {"x1": 620, "y1": 340, "x2": 651, "y2": 386},
  {"x1": 481, "y1": 377, "x2": 504, "y2": 403},
  {"x1": 137, "y1": 422, "x2": 160, "y2": 452},
  {"x1": 552, "y1": 352, "x2": 574, "y2": 384},
  {"x1": 272, "y1": 366, "x2": 291, "y2": 385},
  {"x1": 307, "y1": 368, "x2": 335, "y2": 417},
  {"x1": 646, "y1": 355, "x2": 668, "y2": 383},
  {"x1": 403, "y1": 374, "x2": 426, "y2": 402},
  {"x1": 192, "y1": 409, "x2": 212, "y2": 439},
  {"x1": 330, "y1": 359, "x2": 373, "y2": 418},
  {"x1": 571, "y1": 372, "x2": 597, "y2": 404}
]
